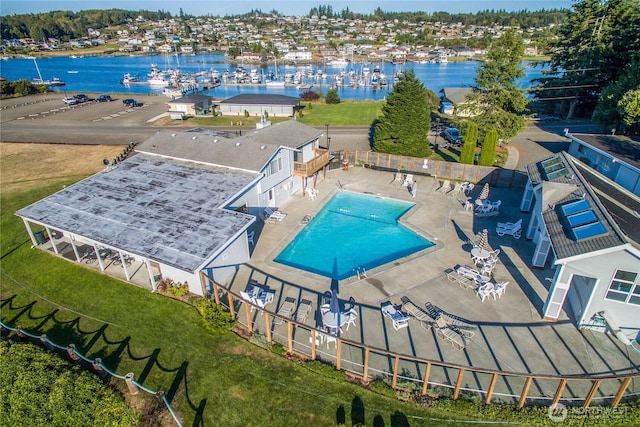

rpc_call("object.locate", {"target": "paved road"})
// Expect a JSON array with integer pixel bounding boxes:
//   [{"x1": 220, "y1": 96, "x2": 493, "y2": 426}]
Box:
[{"x1": 2, "y1": 93, "x2": 597, "y2": 168}]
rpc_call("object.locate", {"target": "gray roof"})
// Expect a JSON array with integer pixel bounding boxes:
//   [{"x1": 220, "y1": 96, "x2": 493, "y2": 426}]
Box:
[
  {"x1": 167, "y1": 94, "x2": 212, "y2": 104},
  {"x1": 219, "y1": 94, "x2": 300, "y2": 106},
  {"x1": 136, "y1": 121, "x2": 322, "y2": 172},
  {"x1": 571, "y1": 133, "x2": 640, "y2": 170},
  {"x1": 526, "y1": 152, "x2": 628, "y2": 260},
  {"x1": 16, "y1": 154, "x2": 256, "y2": 272},
  {"x1": 441, "y1": 87, "x2": 473, "y2": 105}
]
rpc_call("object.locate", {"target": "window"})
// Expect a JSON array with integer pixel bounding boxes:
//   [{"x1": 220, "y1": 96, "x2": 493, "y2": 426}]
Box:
[
  {"x1": 605, "y1": 270, "x2": 640, "y2": 305},
  {"x1": 267, "y1": 157, "x2": 282, "y2": 176},
  {"x1": 577, "y1": 144, "x2": 587, "y2": 154}
]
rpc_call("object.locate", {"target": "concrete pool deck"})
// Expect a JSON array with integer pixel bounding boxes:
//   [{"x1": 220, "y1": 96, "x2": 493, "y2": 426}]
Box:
[{"x1": 229, "y1": 165, "x2": 640, "y2": 403}]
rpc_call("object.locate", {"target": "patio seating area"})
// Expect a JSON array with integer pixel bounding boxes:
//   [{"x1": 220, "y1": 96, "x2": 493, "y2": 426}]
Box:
[{"x1": 218, "y1": 166, "x2": 640, "y2": 404}]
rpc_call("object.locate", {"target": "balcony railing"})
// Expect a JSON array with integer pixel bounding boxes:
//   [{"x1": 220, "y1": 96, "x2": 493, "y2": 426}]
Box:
[{"x1": 293, "y1": 149, "x2": 330, "y2": 177}]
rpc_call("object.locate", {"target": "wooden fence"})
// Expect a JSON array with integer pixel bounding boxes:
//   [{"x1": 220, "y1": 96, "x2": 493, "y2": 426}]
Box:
[
  {"x1": 202, "y1": 271, "x2": 639, "y2": 409},
  {"x1": 351, "y1": 151, "x2": 528, "y2": 189}
]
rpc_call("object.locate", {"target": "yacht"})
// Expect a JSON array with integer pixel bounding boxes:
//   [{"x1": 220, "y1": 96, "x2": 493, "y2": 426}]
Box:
[{"x1": 30, "y1": 57, "x2": 65, "y2": 87}]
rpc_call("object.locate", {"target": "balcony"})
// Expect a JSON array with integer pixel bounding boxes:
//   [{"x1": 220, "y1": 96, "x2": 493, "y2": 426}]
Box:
[{"x1": 293, "y1": 149, "x2": 330, "y2": 177}]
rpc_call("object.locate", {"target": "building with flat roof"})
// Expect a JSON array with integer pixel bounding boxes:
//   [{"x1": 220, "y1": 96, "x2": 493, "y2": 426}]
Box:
[{"x1": 217, "y1": 94, "x2": 301, "y2": 118}]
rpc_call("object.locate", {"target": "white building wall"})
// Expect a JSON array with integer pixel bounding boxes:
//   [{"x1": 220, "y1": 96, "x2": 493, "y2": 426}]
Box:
[
  {"x1": 558, "y1": 248, "x2": 640, "y2": 340},
  {"x1": 202, "y1": 232, "x2": 251, "y2": 294}
]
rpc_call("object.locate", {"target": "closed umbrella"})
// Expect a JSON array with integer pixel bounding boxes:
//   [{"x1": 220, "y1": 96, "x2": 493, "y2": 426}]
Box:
[
  {"x1": 475, "y1": 228, "x2": 490, "y2": 250},
  {"x1": 330, "y1": 289, "x2": 340, "y2": 314},
  {"x1": 479, "y1": 183, "x2": 490, "y2": 200}
]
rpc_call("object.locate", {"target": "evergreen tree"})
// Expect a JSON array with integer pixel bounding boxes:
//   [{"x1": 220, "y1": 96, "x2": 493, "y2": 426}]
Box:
[
  {"x1": 373, "y1": 69, "x2": 432, "y2": 157},
  {"x1": 465, "y1": 30, "x2": 528, "y2": 141},
  {"x1": 592, "y1": 58, "x2": 640, "y2": 130},
  {"x1": 478, "y1": 128, "x2": 498, "y2": 166},
  {"x1": 325, "y1": 88, "x2": 340, "y2": 104},
  {"x1": 534, "y1": 0, "x2": 640, "y2": 119},
  {"x1": 460, "y1": 122, "x2": 478, "y2": 164}
]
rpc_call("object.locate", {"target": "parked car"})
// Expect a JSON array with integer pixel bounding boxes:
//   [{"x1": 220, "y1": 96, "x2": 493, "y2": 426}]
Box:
[
  {"x1": 95, "y1": 95, "x2": 112, "y2": 102},
  {"x1": 73, "y1": 94, "x2": 91, "y2": 103},
  {"x1": 122, "y1": 98, "x2": 142, "y2": 107},
  {"x1": 443, "y1": 127, "x2": 463, "y2": 145},
  {"x1": 62, "y1": 96, "x2": 77, "y2": 105}
]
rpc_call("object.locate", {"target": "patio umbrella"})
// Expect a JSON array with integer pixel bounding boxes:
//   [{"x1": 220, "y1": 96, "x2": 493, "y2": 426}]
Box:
[
  {"x1": 475, "y1": 229, "x2": 490, "y2": 250},
  {"x1": 330, "y1": 289, "x2": 340, "y2": 314},
  {"x1": 479, "y1": 183, "x2": 490, "y2": 200}
]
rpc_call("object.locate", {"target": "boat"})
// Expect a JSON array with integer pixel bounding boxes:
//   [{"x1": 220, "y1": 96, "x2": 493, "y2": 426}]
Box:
[
  {"x1": 120, "y1": 72, "x2": 141, "y2": 84},
  {"x1": 265, "y1": 80, "x2": 285, "y2": 88},
  {"x1": 328, "y1": 58, "x2": 349, "y2": 67},
  {"x1": 67, "y1": 70, "x2": 79, "y2": 74},
  {"x1": 30, "y1": 57, "x2": 65, "y2": 86}
]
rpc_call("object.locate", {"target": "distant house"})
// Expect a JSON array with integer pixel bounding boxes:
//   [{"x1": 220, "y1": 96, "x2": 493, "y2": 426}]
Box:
[
  {"x1": 566, "y1": 132, "x2": 640, "y2": 196},
  {"x1": 16, "y1": 121, "x2": 329, "y2": 296},
  {"x1": 440, "y1": 87, "x2": 474, "y2": 117},
  {"x1": 217, "y1": 94, "x2": 301, "y2": 118},
  {"x1": 520, "y1": 151, "x2": 640, "y2": 343},
  {"x1": 166, "y1": 94, "x2": 213, "y2": 117}
]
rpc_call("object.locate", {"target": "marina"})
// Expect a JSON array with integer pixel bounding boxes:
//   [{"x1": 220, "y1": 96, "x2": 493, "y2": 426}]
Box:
[{"x1": 1, "y1": 53, "x2": 549, "y2": 100}]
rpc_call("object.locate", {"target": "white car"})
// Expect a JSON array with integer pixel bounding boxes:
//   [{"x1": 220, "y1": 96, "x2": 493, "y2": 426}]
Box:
[{"x1": 62, "y1": 96, "x2": 77, "y2": 105}]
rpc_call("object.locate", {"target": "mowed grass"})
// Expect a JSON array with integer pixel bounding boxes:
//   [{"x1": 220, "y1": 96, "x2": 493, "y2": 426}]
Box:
[
  {"x1": 0, "y1": 146, "x2": 478, "y2": 427},
  {"x1": 155, "y1": 100, "x2": 383, "y2": 128}
]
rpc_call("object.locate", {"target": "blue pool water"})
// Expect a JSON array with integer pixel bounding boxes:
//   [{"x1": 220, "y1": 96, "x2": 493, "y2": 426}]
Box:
[{"x1": 274, "y1": 192, "x2": 434, "y2": 280}]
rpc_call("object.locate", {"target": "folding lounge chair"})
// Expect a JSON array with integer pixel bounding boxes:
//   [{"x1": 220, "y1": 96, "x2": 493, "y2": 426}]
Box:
[
  {"x1": 439, "y1": 313, "x2": 476, "y2": 338},
  {"x1": 434, "y1": 316, "x2": 466, "y2": 351},
  {"x1": 400, "y1": 296, "x2": 433, "y2": 330},
  {"x1": 295, "y1": 299, "x2": 313, "y2": 323},
  {"x1": 381, "y1": 302, "x2": 409, "y2": 331},
  {"x1": 274, "y1": 297, "x2": 297, "y2": 325},
  {"x1": 496, "y1": 219, "x2": 522, "y2": 239},
  {"x1": 445, "y1": 268, "x2": 478, "y2": 290},
  {"x1": 264, "y1": 207, "x2": 287, "y2": 222},
  {"x1": 436, "y1": 180, "x2": 451, "y2": 193},
  {"x1": 448, "y1": 182, "x2": 463, "y2": 197}
]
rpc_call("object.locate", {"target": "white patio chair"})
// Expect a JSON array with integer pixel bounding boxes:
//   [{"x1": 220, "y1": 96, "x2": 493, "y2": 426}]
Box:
[
  {"x1": 463, "y1": 199, "x2": 474, "y2": 211},
  {"x1": 491, "y1": 282, "x2": 509, "y2": 299},
  {"x1": 477, "y1": 283, "x2": 494, "y2": 302},
  {"x1": 491, "y1": 200, "x2": 502, "y2": 211},
  {"x1": 344, "y1": 308, "x2": 358, "y2": 331},
  {"x1": 402, "y1": 174, "x2": 414, "y2": 187},
  {"x1": 488, "y1": 249, "x2": 501, "y2": 260},
  {"x1": 496, "y1": 219, "x2": 522, "y2": 239},
  {"x1": 247, "y1": 231, "x2": 255, "y2": 246},
  {"x1": 480, "y1": 260, "x2": 496, "y2": 276},
  {"x1": 463, "y1": 182, "x2": 474, "y2": 195}
]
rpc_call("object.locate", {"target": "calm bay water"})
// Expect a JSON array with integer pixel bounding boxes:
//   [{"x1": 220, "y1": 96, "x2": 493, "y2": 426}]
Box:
[{"x1": 0, "y1": 53, "x2": 546, "y2": 100}]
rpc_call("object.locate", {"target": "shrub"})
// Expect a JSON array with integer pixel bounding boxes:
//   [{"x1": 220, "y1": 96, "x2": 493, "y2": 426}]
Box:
[
  {"x1": 193, "y1": 298, "x2": 235, "y2": 334},
  {"x1": 300, "y1": 90, "x2": 320, "y2": 101},
  {"x1": 166, "y1": 280, "x2": 189, "y2": 298},
  {"x1": 325, "y1": 88, "x2": 341, "y2": 104},
  {"x1": 244, "y1": 110, "x2": 249, "y2": 118}
]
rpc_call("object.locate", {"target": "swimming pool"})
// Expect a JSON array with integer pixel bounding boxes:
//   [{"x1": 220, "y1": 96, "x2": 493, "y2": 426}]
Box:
[{"x1": 274, "y1": 191, "x2": 434, "y2": 280}]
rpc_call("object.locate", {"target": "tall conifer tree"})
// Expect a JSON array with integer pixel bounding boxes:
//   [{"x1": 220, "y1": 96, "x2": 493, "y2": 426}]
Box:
[{"x1": 373, "y1": 69, "x2": 431, "y2": 157}]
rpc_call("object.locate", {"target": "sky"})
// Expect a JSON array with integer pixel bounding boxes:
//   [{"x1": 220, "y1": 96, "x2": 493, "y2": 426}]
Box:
[{"x1": 1, "y1": 1, "x2": 576, "y2": 17}]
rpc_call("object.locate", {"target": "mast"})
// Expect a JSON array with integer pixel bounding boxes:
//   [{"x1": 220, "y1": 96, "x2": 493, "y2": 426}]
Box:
[{"x1": 32, "y1": 57, "x2": 43, "y2": 81}]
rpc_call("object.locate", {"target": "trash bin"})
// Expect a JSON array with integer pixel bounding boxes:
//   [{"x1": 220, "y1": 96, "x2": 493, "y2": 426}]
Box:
[{"x1": 34, "y1": 230, "x2": 47, "y2": 245}]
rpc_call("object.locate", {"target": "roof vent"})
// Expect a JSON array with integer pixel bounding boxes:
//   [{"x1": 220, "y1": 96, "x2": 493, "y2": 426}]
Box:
[
  {"x1": 213, "y1": 139, "x2": 219, "y2": 143},
  {"x1": 260, "y1": 145, "x2": 266, "y2": 150},
  {"x1": 171, "y1": 133, "x2": 176, "y2": 137},
  {"x1": 192, "y1": 136, "x2": 197, "y2": 140},
  {"x1": 235, "y1": 142, "x2": 241, "y2": 147}
]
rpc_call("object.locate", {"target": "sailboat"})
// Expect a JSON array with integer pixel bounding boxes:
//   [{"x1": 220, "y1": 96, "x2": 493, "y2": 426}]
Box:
[
  {"x1": 265, "y1": 55, "x2": 285, "y2": 88},
  {"x1": 30, "y1": 57, "x2": 65, "y2": 86}
]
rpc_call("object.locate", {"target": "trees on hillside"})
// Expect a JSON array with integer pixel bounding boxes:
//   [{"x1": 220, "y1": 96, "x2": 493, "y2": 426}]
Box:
[
  {"x1": 464, "y1": 30, "x2": 528, "y2": 141},
  {"x1": 373, "y1": 69, "x2": 432, "y2": 157},
  {"x1": 533, "y1": 0, "x2": 640, "y2": 123}
]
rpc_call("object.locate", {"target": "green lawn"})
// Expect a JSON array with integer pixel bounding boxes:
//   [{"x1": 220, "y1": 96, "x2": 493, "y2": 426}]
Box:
[{"x1": 163, "y1": 100, "x2": 383, "y2": 128}]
